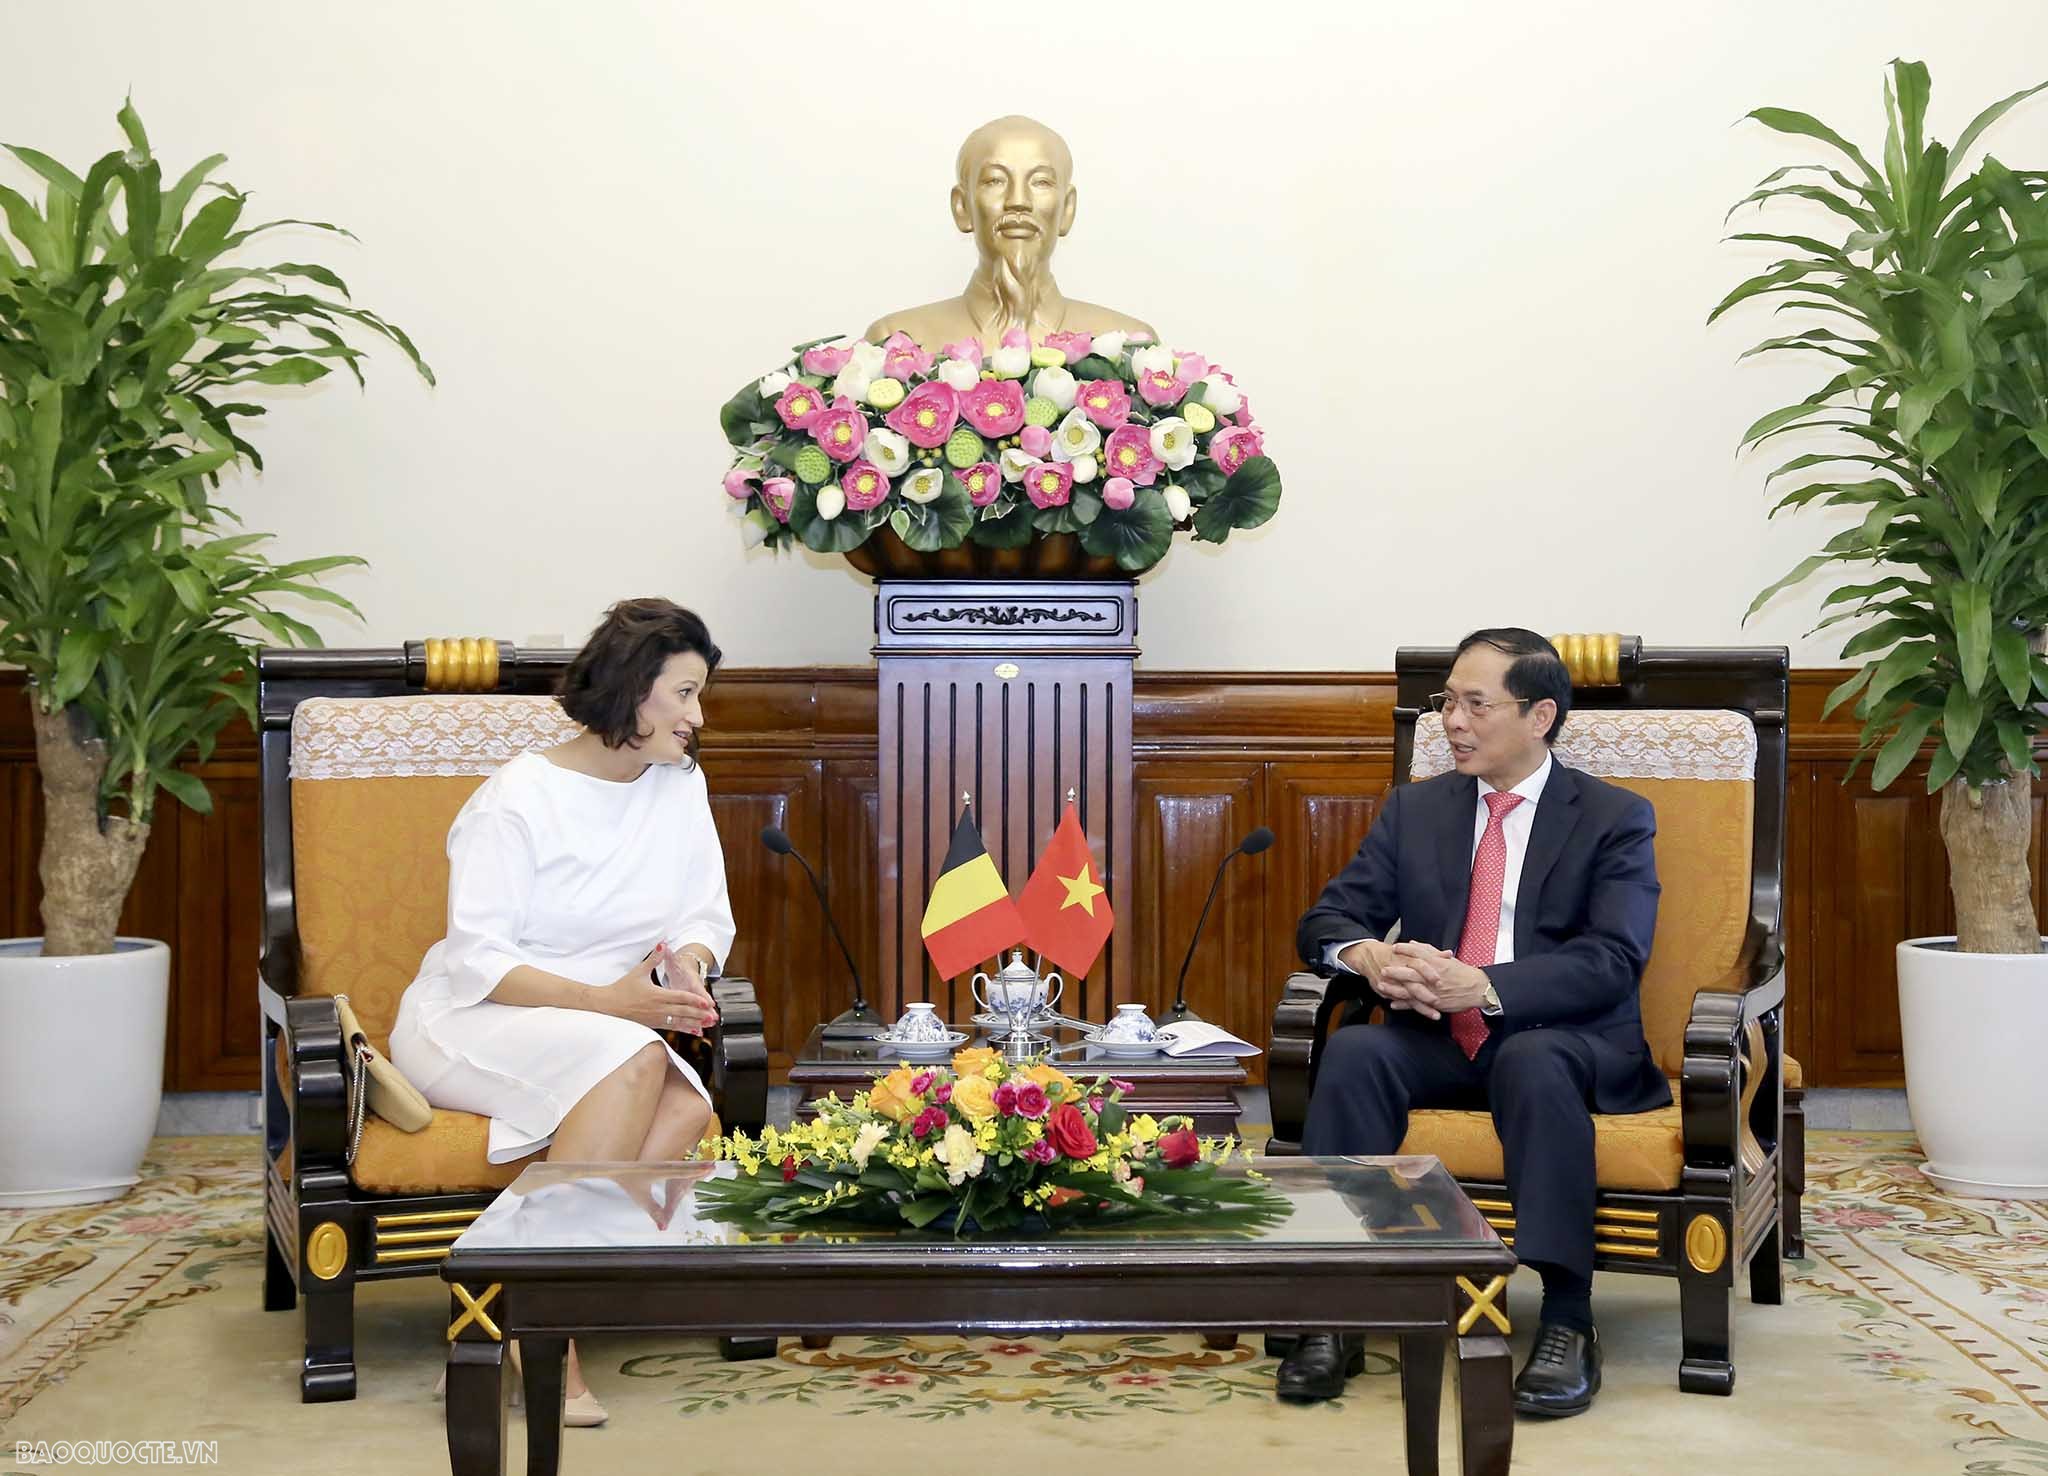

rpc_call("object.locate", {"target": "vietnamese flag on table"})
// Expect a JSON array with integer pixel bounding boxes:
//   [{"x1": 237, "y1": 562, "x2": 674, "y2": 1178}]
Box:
[
  {"x1": 920, "y1": 805, "x2": 1027, "y2": 981},
  {"x1": 1016, "y1": 802, "x2": 1115, "y2": 977}
]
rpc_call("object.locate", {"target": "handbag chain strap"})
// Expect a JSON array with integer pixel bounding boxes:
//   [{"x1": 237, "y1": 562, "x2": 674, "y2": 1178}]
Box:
[{"x1": 337, "y1": 994, "x2": 368, "y2": 1165}]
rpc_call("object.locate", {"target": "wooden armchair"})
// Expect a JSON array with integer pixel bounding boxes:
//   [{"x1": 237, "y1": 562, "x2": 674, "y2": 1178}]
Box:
[
  {"x1": 256, "y1": 640, "x2": 770, "y2": 1402},
  {"x1": 1268, "y1": 637, "x2": 1805, "y2": 1395}
]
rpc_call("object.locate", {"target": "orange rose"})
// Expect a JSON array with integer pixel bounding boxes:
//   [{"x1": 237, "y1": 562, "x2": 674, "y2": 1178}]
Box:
[
  {"x1": 1024, "y1": 1063, "x2": 1079, "y2": 1104},
  {"x1": 868, "y1": 1065, "x2": 921, "y2": 1123},
  {"x1": 951, "y1": 1046, "x2": 1001, "y2": 1078}
]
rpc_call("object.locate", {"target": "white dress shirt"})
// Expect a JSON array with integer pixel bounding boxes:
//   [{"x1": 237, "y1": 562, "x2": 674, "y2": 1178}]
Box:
[{"x1": 1325, "y1": 754, "x2": 1555, "y2": 999}]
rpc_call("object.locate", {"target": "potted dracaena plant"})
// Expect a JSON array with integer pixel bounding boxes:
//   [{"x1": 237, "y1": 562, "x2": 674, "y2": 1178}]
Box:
[
  {"x1": 0, "y1": 102, "x2": 430, "y2": 1206},
  {"x1": 1714, "y1": 59, "x2": 2048, "y2": 1198}
]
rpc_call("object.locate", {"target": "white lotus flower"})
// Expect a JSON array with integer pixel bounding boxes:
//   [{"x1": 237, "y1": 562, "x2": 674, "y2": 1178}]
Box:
[
  {"x1": 991, "y1": 344, "x2": 1030, "y2": 378},
  {"x1": 902, "y1": 467, "x2": 946, "y2": 504},
  {"x1": 815, "y1": 485, "x2": 846, "y2": 520},
  {"x1": 1163, "y1": 484, "x2": 1192, "y2": 522},
  {"x1": 831, "y1": 342, "x2": 888, "y2": 402},
  {"x1": 939, "y1": 358, "x2": 981, "y2": 392},
  {"x1": 850, "y1": 1120, "x2": 890, "y2": 1170},
  {"x1": 1051, "y1": 407, "x2": 1102, "y2": 463},
  {"x1": 1131, "y1": 344, "x2": 1175, "y2": 379},
  {"x1": 1149, "y1": 417, "x2": 1196, "y2": 471},
  {"x1": 863, "y1": 427, "x2": 911, "y2": 476},
  {"x1": 1197, "y1": 375, "x2": 1241, "y2": 416},
  {"x1": 758, "y1": 370, "x2": 792, "y2": 397},
  {"x1": 1032, "y1": 365, "x2": 1078, "y2": 412},
  {"x1": 1092, "y1": 330, "x2": 1128, "y2": 361},
  {"x1": 1000, "y1": 446, "x2": 1036, "y2": 482},
  {"x1": 1070, "y1": 453, "x2": 1098, "y2": 484}
]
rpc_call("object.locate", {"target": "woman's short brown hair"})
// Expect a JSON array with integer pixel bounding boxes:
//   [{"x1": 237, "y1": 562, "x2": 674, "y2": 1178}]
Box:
[{"x1": 557, "y1": 599, "x2": 723, "y2": 764}]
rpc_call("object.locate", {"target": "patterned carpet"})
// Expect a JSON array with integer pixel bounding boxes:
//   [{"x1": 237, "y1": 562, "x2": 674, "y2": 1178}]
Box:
[{"x1": 2, "y1": 1133, "x2": 2046, "y2": 1474}]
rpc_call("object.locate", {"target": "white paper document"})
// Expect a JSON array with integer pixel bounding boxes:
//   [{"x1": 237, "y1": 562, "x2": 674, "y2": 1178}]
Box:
[{"x1": 1151, "y1": 1021, "x2": 1261, "y2": 1058}]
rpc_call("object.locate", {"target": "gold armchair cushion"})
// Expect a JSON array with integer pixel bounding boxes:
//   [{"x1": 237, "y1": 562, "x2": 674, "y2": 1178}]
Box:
[
  {"x1": 348, "y1": 1109, "x2": 721, "y2": 1196},
  {"x1": 288, "y1": 694, "x2": 580, "y2": 1054},
  {"x1": 1400, "y1": 1099, "x2": 1685, "y2": 1193}
]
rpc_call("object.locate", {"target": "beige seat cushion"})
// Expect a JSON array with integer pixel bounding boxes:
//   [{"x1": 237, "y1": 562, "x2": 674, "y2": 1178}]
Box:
[
  {"x1": 350, "y1": 1109, "x2": 720, "y2": 1196},
  {"x1": 1401, "y1": 1099, "x2": 1685, "y2": 1193}
]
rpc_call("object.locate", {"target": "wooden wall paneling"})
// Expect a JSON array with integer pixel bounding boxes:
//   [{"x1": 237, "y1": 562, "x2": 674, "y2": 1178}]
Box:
[
  {"x1": 1264, "y1": 758, "x2": 1396, "y2": 1045},
  {"x1": 703, "y1": 756, "x2": 825, "y2": 1074},
  {"x1": 1130, "y1": 763, "x2": 1266, "y2": 1052},
  {"x1": 171, "y1": 763, "x2": 262, "y2": 1090},
  {"x1": 820, "y1": 759, "x2": 882, "y2": 1037},
  {"x1": 1782, "y1": 760, "x2": 1817, "y2": 1083}
]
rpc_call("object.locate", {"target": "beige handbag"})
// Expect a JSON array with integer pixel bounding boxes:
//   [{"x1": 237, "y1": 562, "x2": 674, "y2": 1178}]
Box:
[{"x1": 333, "y1": 994, "x2": 433, "y2": 1160}]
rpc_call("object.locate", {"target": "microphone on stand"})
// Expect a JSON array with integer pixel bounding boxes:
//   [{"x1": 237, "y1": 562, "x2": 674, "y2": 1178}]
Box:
[
  {"x1": 1160, "y1": 826, "x2": 1274, "y2": 1025},
  {"x1": 761, "y1": 825, "x2": 881, "y2": 1039}
]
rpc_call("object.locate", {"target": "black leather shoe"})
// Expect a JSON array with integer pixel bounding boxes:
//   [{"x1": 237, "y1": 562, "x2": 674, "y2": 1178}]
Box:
[
  {"x1": 1513, "y1": 1322, "x2": 1600, "y2": 1417},
  {"x1": 1275, "y1": 1333, "x2": 1365, "y2": 1403}
]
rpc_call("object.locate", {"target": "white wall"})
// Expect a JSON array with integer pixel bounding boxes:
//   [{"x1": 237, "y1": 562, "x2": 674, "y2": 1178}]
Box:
[{"x1": 7, "y1": 0, "x2": 2047, "y2": 670}]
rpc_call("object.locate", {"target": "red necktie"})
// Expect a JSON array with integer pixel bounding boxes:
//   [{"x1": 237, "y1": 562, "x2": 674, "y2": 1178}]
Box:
[{"x1": 1452, "y1": 790, "x2": 1524, "y2": 1060}]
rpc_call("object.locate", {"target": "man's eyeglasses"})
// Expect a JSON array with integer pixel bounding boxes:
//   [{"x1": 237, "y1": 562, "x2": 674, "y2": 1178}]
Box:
[{"x1": 1426, "y1": 691, "x2": 1533, "y2": 720}]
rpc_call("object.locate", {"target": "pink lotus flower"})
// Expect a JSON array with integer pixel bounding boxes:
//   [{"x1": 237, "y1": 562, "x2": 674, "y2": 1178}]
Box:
[
  {"x1": 1102, "y1": 476, "x2": 1135, "y2": 510},
  {"x1": 1174, "y1": 352, "x2": 1212, "y2": 384},
  {"x1": 1022, "y1": 1137, "x2": 1058, "y2": 1165},
  {"x1": 774, "y1": 381, "x2": 828, "y2": 430},
  {"x1": 1000, "y1": 327, "x2": 1030, "y2": 349},
  {"x1": 1020, "y1": 424, "x2": 1052, "y2": 458},
  {"x1": 1043, "y1": 330, "x2": 1093, "y2": 364},
  {"x1": 1136, "y1": 368, "x2": 1186, "y2": 407},
  {"x1": 801, "y1": 344, "x2": 853, "y2": 375},
  {"x1": 961, "y1": 462, "x2": 1002, "y2": 507},
  {"x1": 942, "y1": 336, "x2": 984, "y2": 363},
  {"x1": 1103, "y1": 425, "x2": 1162, "y2": 486},
  {"x1": 722, "y1": 468, "x2": 759, "y2": 501},
  {"x1": 1024, "y1": 460, "x2": 1074, "y2": 509},
  {"x1": 962, "y1": 379, "x2": 1026, "y2": 438},
  {"x1": 884, "y1": 381, "x2": 960, "y2": 448},
  {"x1": 1076, "y1": 379, "x2": 1131, "y2": 430},
  {"x1": 760, "y1": 477, "x2": 795, "y2": 523},
  {"x1": 880, "y1": 330, "x2": 933, "y2": 383},
  {"x1": 1209, "y1": 425, "x2": 1265, "y2": 476},
  {"x1": 1234, "y1": 398, "x2": 1255, "y2": 427},
  {"x1": 810, "y1": 398, "x2": 870, "y2": 463},
  {"x1": 840, "y1": 459, "x2": 890, "y2": 510},
  {"x1": 1014, "y1": 1082, "x2": 1049, "y2": 1120}
]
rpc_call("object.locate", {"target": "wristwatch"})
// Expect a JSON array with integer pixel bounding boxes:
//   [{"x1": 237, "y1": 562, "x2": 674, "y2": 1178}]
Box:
[{"x1": 1479, "y1": 981, "x2": 1503, "y2": 1017}]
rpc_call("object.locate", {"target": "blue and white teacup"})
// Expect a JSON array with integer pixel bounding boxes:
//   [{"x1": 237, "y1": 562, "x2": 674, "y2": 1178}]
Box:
[{"x1": 1098, "y1": 1003, "x2": 1157, "y2": 1045}]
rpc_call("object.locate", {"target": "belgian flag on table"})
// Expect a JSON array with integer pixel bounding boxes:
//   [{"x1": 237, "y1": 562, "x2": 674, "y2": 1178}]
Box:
[{"x1": 920, "y1": 805, "x2": 1026, "y2": 981}]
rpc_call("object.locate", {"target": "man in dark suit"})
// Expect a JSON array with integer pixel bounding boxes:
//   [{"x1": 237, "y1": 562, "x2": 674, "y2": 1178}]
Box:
[{"x1": 1277, "y1": 629, "x2": 1666, "y2": 1417}]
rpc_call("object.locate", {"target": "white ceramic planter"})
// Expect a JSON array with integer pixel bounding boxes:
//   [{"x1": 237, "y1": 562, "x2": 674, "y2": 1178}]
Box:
[
  {"x1": 1897, "y1": 936, "x2": 2048, "y2": 1200},
  {"x1": 0, "y1": 938, "x2": 170, "y2": 1208}
]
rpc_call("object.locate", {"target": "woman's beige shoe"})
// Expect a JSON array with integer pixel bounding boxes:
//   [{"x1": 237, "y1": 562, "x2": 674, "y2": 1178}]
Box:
[{"x1": 562, "y1": 1389, "x2": 609, "y2": 1427}]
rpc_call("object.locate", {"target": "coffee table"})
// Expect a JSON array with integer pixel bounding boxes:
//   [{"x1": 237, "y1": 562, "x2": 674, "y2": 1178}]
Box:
[
  {"x1": 786, "y1": 1021, "x2": 1249, "y2": 1136},
  {"x1": 440, "y1": 1155, "x2": 1517, "y2": 1476}
]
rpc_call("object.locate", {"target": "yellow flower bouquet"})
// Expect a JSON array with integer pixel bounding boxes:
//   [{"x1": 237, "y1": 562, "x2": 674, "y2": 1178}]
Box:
[{"x1": 697, "y1": 1048, "x2": 1288, "y2": 1237}]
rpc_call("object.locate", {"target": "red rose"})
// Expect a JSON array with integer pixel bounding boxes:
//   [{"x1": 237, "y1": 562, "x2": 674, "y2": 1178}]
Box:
[
  {"x1": 1045, "y1": 1103, "x2": 1099, "y2": 1160},
  {"x1": 781, "y1": 1155, "x2": 799, "y2": 1182},
  {"x1": 1157, "y1": 1127, "x2": 1201, "y2": 1169}
]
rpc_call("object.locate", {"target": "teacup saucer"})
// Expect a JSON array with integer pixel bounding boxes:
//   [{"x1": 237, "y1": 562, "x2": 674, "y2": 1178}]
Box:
[
  {"x1": 872, "y1": 1029, "x2": 968, "y2": 1059},
  {"x1": 1081, "y1": 1032, "x2": 1163, "y2": 1058}
]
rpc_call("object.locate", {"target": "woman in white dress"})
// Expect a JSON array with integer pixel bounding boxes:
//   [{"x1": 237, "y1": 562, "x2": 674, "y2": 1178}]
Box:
[{"x1": 391, "y1": 598, "x2": 732, "y2": 1425}]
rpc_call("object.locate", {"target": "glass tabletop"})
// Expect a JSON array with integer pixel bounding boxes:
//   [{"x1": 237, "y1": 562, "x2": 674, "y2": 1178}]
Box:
[{"x1": 449, "y1": 1156, "x2": 1501, "y2": 1255}]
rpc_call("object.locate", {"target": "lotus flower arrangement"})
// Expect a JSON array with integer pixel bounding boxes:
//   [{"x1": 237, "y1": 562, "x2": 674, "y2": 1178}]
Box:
[{"x1": 717, "y1": 328, "x2": 1281, "y2": 574}]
